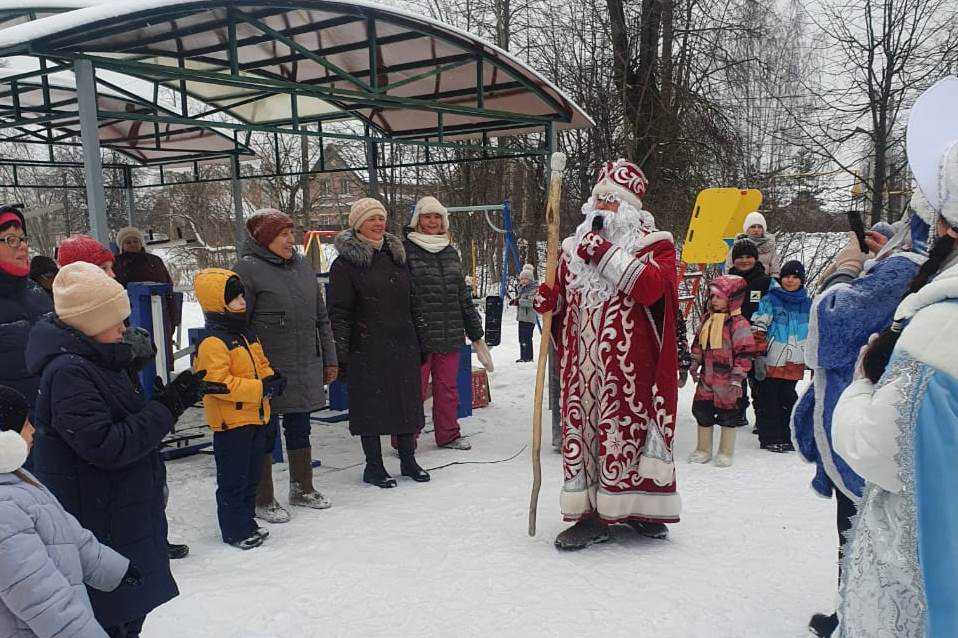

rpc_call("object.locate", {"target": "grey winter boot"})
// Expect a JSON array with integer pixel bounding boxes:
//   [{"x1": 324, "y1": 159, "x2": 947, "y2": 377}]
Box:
[
  {"x1": 288, "y1": 448, "x2": 332, "y2": 509},
  {"x1": 255, "y1": 454, "x2": 291, "y2": 523},
  {"x1": 554, "y1": 516, "x2": 611, "y2": 551}
]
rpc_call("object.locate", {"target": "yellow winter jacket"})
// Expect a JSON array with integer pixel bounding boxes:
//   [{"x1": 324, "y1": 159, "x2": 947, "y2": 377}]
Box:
[{"x1": 193, "y1": 268, "x2": 274, "y2": 431}]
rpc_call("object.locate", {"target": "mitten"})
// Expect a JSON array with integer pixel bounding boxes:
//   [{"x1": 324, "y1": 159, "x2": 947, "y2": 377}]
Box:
[
  {"x1": 753, "y1": 356, "x2": 768, "y2": 381},
  {"x1": 472, "y1": 339, "x2": 495, "y2": 373},
  {"x1": 261, "y1": 373, "x2": 287, "y2": 399},
  {"x1": 122, "y1": 327, "x2": 156, "y2": 373},
  {"x1": 153, "y1": 370, "x2": 207, "y2": 418},
  {"x1": 534, "y1": 283, "x2": 558, "y2": 312},
  {"x1": 120, "y1": 564, "x2": 142, "y2": 588},
  {"x1": 576, "y1": 231, "x2": 610, "y2": 264}
]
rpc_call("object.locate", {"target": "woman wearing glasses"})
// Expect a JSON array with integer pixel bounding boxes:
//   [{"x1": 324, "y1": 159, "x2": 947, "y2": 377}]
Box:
[{"x1": 0, "y1": 205, "x2": 52, "y2": 413}]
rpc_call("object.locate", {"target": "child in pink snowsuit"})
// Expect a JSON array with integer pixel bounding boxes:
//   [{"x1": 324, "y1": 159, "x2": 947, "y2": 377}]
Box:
[{"x1": 688, "y1": 275, "x2": 756, "y2": 467}]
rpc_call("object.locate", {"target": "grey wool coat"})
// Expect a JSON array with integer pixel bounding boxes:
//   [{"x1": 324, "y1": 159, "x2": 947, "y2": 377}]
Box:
[
  {"x1": 233, "y1": 238, "x2": 337, "y2": 414},
  {"x1": 329, "y1": 230, "x2": 426, "y2": 436},
  {"x1": 0, "y1": 470, "x2": 128, "y2": 638}
]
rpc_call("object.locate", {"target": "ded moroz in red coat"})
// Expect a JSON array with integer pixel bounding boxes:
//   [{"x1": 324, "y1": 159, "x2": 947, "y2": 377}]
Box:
[{"x1": 535, "y1": 230, "x2": 680, "y2": 524}]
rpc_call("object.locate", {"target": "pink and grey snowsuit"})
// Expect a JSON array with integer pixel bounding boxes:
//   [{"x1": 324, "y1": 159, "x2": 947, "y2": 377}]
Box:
[{"x1": 690, "y1": 275, "x2": 757, "y2": 427}]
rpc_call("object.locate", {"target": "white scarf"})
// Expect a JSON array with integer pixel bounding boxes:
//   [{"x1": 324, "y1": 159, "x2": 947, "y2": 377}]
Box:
[{"x1": 407, "y1": 231, "x2": 450, "y2": 253}]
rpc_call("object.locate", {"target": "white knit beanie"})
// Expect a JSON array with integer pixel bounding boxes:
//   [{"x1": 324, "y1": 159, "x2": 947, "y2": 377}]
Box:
[
  {"x1": 53, "y1": 262, "x2": 131, "y2": 337},
  {"x1": 411, "y1": 196, "x2": 449, "y2": 232},
  {"x1": 348, "y1": 198, "x2": 387, "y2": 230},
  {"x1": 116, "y1": 226, "x2": 146, "y2": 250},
  {"x1": 519, "y1": 264, "x2": 534, "y2": 280},
  {"x1": 743, "y1": 212, "x2": 767, "y2": 233},
  {"x1": 0, "y1": 430, "x2": 28, "y2": 473}
]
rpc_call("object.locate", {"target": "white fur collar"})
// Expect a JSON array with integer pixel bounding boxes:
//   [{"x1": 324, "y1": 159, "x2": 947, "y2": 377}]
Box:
[
  {"x1": 561, "y1": 230, "x2": 673, "y2": 257},
  {"x1": 894, "y1": 260, "x2": 958, "y2": 322}
]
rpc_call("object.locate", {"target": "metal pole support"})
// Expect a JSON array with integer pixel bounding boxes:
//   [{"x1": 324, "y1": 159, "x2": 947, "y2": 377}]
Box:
[
  {"x1": 230, "y1": 155, "x2": 245, "y2": 253},
  {"x1": 74, "y1": 59, "x2": 110, "y2": 244}
]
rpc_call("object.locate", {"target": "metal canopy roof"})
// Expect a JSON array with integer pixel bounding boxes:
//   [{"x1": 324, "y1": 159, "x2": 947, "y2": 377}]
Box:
[
  {"x1": 0, "y1": 1, "x2": 96, "y2": 30},
  {"x1": 0, "y1": 55, "x2": 253, "y2": 164},
  {"x1": 0, "y1": 0, "x2": 593, "y2": 141}
]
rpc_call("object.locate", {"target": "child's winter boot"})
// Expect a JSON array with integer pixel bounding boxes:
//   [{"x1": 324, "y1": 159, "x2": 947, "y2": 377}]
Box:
[
  {"x1": 687, "y1": 426, "x2": 714, "y2": 464},
  {"x1": 714, "y1": 426, "x2": 737, "y2": 467}
]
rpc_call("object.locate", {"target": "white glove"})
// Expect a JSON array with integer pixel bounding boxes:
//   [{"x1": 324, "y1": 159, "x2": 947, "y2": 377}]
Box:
[{"x1": 473, "y1": 339, "x2": 495, "y2": 373}]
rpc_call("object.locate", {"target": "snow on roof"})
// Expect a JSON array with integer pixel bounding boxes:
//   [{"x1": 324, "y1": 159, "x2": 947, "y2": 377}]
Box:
[{"x1": 0, "y1": 0, "x2": 594, "y2": 137}]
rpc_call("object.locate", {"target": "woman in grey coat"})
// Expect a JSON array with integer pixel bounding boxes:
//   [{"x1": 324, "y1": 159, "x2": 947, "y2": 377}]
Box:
[
  {"x1": 233, "y1": 209, "x2": 337, "y2": 523},
  {"x1": 0, "y1": 385, "x2": 134, "y2": 638}
]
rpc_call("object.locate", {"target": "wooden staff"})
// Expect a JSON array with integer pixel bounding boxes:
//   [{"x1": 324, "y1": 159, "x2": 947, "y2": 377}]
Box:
[{"x1": 529, "y1": 152, "x2": 566, "y2": 537}]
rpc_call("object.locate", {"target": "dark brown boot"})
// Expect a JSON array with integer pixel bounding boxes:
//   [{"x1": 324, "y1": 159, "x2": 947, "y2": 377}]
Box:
[
  {"x1": 288, "y1": 448, "x2": 331, "y2": 509},
  {"x1": 254, "y1": 454, "x2": 290, "y2": 523}
]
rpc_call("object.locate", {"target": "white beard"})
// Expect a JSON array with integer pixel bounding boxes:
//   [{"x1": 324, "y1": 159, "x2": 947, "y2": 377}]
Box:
[{"x1": 567, "y1": 197, "x2": 654, "y2": 308}]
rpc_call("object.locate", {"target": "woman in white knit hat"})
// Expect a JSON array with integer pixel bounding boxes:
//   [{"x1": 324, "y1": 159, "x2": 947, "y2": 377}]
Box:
[
  {"x1": 329, "y1": 198, "x2": 432, "y2": 488},
  {"x1": 25, "y1": 262, "x2": 207, "y2": 636},
  {"x1": 723, "y1": 211, "x2": 780, "y2": 277},
  {"x1": 400, "y1": 196, "x2": 493, "y2": 451}
]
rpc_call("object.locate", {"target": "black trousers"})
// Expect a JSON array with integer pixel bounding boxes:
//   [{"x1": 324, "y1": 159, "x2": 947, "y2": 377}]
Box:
[
  {"x1": 755, "y1": 378, "x2": 798, "y2": 446},
  {"x1": 518, "y1": 320, "x2": 535, "y2": 362},
  {"x1": 214, "y1": 425, "x2": 267, "y2": 543},
  {"x1": 836, "y1": 487, "x2": 857, "y2": 583},
  {"x1": 105, "y1": 616, "x2": 145, "y2": 638}
]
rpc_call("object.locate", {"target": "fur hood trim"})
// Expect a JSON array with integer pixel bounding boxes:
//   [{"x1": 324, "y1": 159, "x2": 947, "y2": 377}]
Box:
[{"x1": 334, "y1": 229, "x2": 406, "y2": 268}]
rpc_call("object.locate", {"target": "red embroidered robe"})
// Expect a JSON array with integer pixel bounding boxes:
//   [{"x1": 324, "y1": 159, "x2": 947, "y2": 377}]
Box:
[{"x1": 535, "y1": 231, "x2": 681, "y2": 523}]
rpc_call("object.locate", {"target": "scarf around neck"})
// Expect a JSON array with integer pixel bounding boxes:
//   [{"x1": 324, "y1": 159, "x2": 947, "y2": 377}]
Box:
[
  {"x1": 357, "y1": 232, "x2": 385, "y2": 251},
  {"x1": 407, "y1": 231, "x2": 450, "y2": 253},
  {"x1": 699, "y1": 308, "x2": 742, "y2": 350}
]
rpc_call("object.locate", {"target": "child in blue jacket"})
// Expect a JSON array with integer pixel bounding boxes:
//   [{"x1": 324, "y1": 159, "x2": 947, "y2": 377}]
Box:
[{"x1": 750, "y1": 260, "x2": 811, "y2": 452}]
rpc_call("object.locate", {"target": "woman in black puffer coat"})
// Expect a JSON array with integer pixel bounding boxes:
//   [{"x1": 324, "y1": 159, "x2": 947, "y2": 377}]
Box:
[
  {"x1": 330, "y1": 198, "x2": 430, "y2": 489},
  {"x1": 403, "y1": 196, "x2": 493, "y2": 450}
]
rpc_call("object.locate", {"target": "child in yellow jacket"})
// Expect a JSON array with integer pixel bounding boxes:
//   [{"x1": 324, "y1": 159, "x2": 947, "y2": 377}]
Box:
[{"x1": 193, "y1": 268, "x2": 286, "y2": 550}]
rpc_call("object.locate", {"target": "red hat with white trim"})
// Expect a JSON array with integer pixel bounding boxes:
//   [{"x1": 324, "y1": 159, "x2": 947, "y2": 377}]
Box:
[{"x1": 591, "y1": 159, "x2": 648, "y2": 210}]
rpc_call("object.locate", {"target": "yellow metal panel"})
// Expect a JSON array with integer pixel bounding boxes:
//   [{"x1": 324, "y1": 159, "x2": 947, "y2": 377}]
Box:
[{"x1": 682, "y1": 188, "x2": 763, "y2": 264}]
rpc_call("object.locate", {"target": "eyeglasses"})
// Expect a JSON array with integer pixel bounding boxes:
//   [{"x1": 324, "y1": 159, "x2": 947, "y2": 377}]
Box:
[{"x1": 0, "y1": 234, "x2": 28, "y2": 248}]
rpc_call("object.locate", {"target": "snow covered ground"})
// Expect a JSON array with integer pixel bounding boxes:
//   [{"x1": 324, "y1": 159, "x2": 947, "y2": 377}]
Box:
[{"x1": 155, "y1": 307, "x2": 836, "y2": 638}]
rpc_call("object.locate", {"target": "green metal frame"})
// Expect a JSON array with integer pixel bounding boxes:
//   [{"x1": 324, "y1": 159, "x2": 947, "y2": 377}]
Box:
[{"x1": 0, "y1": 1, "x2": 578, "y2": 192}]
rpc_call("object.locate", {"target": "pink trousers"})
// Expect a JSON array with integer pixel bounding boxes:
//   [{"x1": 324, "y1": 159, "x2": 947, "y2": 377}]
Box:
[{"x1": 393, "y1": 351, "x2": 461, "y2": 448}]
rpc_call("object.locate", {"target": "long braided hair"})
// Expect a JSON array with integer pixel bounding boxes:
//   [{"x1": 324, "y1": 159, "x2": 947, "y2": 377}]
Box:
[{"x1": 862, "y1": 229, "x2": 958, "y2": 383}]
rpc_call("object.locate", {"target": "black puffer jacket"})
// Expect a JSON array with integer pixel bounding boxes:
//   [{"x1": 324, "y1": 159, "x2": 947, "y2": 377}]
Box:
[
  {"x1": 728, "y1": 261, "x2": 773, "y2": 321},
  {"x1": 403, "y1": 229, "x2": 483, "y2": 353},
  {"x1": 0, "y1": 271, "x2": 53, "y2": 407}
]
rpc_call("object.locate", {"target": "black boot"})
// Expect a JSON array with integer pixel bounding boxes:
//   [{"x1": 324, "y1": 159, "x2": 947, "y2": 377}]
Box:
[
  {"x1": 397, "y1": 433, "x2": 430, "y2": 482},
  {"x1": 808, "y1": 613, "x2": 838, "y2": 637},
  {"x1": 626, "y1": 520, "x2": 669, "y2": 540},
  {"x1": 361, "y1": 436, "x2": 396, "y2": 488},
  {"x1": 167, "y1": 542, "x2": 189, "y2": 560}
]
